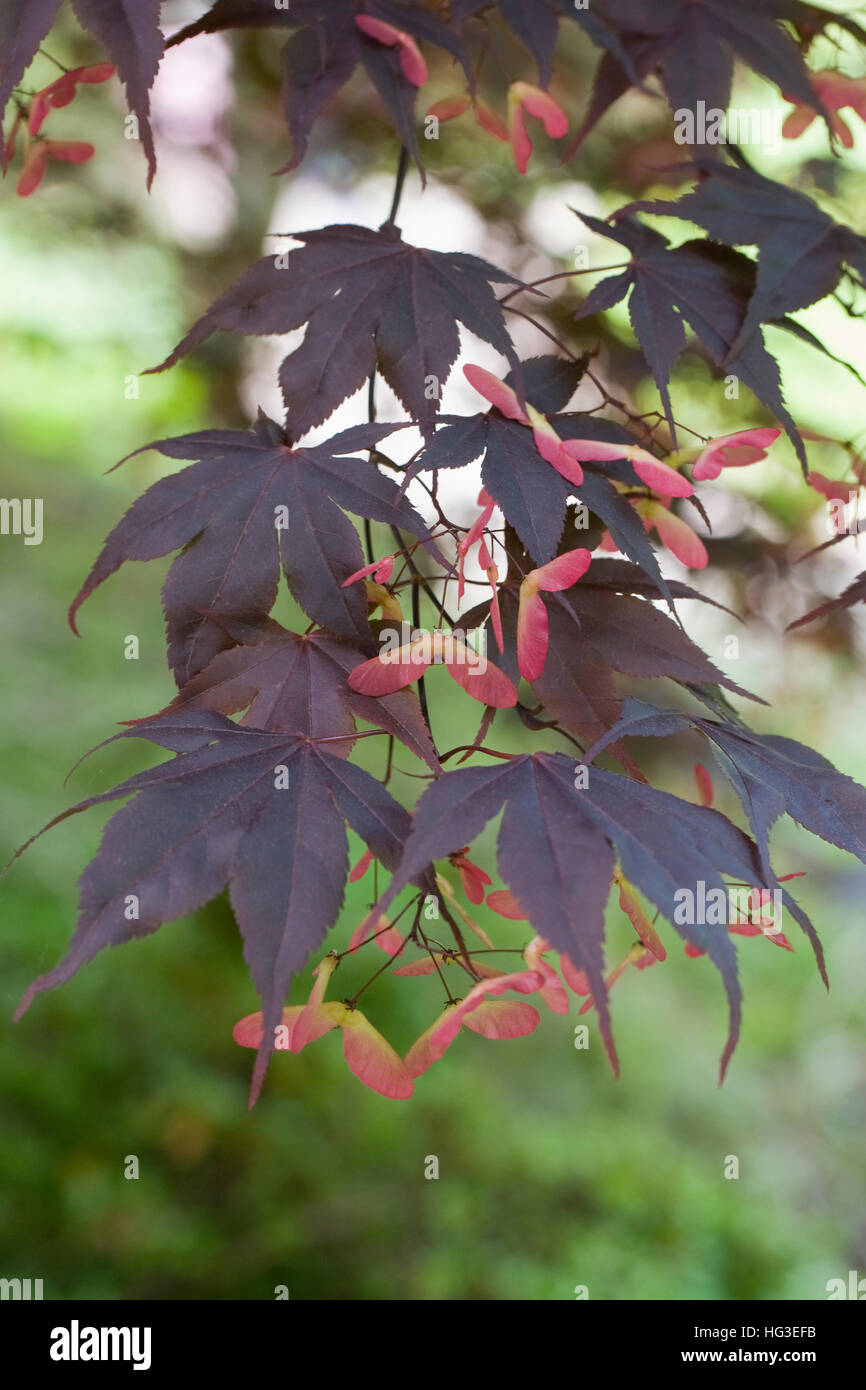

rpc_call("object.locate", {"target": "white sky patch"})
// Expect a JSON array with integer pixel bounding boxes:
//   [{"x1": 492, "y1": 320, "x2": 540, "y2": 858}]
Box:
[
  {"x1": 147, "y1": 32, "x2": 237, "y2": 249},
  {"x1": 522, "y1": 181, "x2": 603, "y2": 259}
]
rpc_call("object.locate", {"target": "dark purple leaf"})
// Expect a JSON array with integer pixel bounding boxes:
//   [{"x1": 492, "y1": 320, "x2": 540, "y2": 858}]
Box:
[
  {"x1": 575, "y1": 212, "x2": 807, "y2": 464},
  {"x1": 0, "y1": 0, "x2": 63, "y2": 169},
  {"x1": 503, "y1": 354, "x2": 588, "y2": 415},
  {"x1": 455, "y1": 0, "x2": 645, "y2": 87},
  {"x1": 278, "y1": 20, "x2": 360, "y2": 174},
  {"x1": 565, "y1": 0, "x2": 840, "y2": 154},
  {"x1": 169, "y1": 0, "x2": 466, "y2": 174},
  {"x1": 409, "y1": 403, "x2": 676, "y2": 606},
  {"x1": 588, "y1": 696, "x2": 866, "y2": 921},
  {"x1": 582, "y1": 557, "x2": 739, "y2": 617},
  {"x1": 149, "y1": 224, "x2": 520, "y2": 439},
  {"x1": 789, "y1": 569, "x2": 866, "y2": 630},
  {"x1": 149, "y1": 614, "x2": 438, "y2": 770},
  {"x1": 11, "y1": 710, "x2": 414, "y2": 1105},
  {"x1": 370, "y1": 756, "x2": 620, "y2": 1067},
  {"x1": 628, "y1": 163, "x2": 866, "y2": 369},
  {"x1": 373, "y1": 750, "x2": 773, "y2": 1077},
  {"x1": 70, "y1": 0, "x2": 164, "y2": 186},
  {"x1": 68, "y1": 413, "x2": 429, "y2": 683},
  {"x1": 556, "y1": 587, "x2": 759, "y2": 700}
]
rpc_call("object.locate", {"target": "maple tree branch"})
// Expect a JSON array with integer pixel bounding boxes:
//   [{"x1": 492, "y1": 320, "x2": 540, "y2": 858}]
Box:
[
  {"x1": 497, "y1": 264, "x2": 630, "y2": 305},
  {"x1": 457, "y1": 702, "x2": 497, "y2": 763},
  {"x1": 383, "y1": 734, "x2": 395, "y2": 786},
  {"x1": 503, "y1": 302, "x2": 705, "y2": 448},
  {"x1": 412, "y1": 575, "x2": 436, "y2": 754},
  {"x1": 389, "y1": 524, "x2": 455, "y2": 629},
  {"x1": 313, "y1": 729, "x2": 391, "y2": 745},
  {"x1": 405, "y1": 470, "x2": 454, "y2": 532},
  {"x1": 418, "y1": 931, "x2": 458, "y2": 1002},
  {"x1": 365, "y1": 369, "x2": 378, "y2": 564},
  {"x1": 37, "y1": 47, "x2": 69, "y2": 73},
  {"x1": 504, "y1": 303, "x2": 656, "y2": 441},
  {"x1": 361, "y1": 146, "x2": 412, "y2": 563},
  {"x1": 437, "y1": 896, "x2": 474, "y2": 973},
  {"x1": 362, "y1": 144, "x2": 411, "y2": 560},
  {"x1": 335, "y1": 900, "x2": 412, "y2": 966},
  {"x1": 387, "y1": 762, "x2": 439, "y2": 780},
  {"x1": 344, "y1": 901, "x2": 421, "y2": 1006},
  {"x1": 384, "y1": 145, "x2": 410, "y2": 231},
  {"x1": 439, "y1": 744, "x2": 515, "y2": 763},
  {"x1": 521, "y1": 715, "x2": 585, "y2": 755},
  {"x1": 453, "y1": 947, "x2": 526, "y2": 955},
  {"x1": 15, "y1": 0, "x2": 862, "y2": 1116}
]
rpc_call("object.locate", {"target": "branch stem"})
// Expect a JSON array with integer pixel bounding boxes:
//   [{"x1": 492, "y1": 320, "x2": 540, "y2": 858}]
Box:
[{"x1": 385, "y1": 145, "x2": 410, "y2": 229}]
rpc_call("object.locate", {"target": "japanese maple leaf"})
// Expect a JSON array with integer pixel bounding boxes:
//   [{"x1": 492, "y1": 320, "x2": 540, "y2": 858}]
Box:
[
  {"x1": 575, "y1": 213, "x2": 808, "y2": 465},
  {"x1": 627, "y1": 163, "x2": 866, "y2": 370},
  {"x1": 564, "y1": 0, "x2": 849, "y2": 154},
  {"x1": 459, "y1": 564, "x2": 751, "y2": 753},
  {"x1": 149, "y1": 223, "x2": 521, "y2": 439},
  {"x1": 481, "y1": 585, "x2": 623, "y2": 753},
  {"x1": 589, "y1": 697, "x2": 866, "y2": 894},
  {"x1": 408, "y1": 356, "x2": 676, "y2": 603},
  {"x1": 370, "y1": 752, "x2": 792, "y2": 1078},
  {"x1": 168, "y1": 0, "x2": 466, "y2": 171},
  {"x1": 498, "y1": 580, "x2": 759, "y2": 749},
  {"x1": 147, "y1": 614, "x2": 439, "y2": 770},
  {"x1": 452, "y1": 0, "x2": 562, "y2": 86},
  {"x1": 789, "y1": 569, "x2": 866, "y2": 631},
  {"x1": 371, "y1": 754, "x2": 621, "y2": 1068},
  {"x1": 9, "y1": 708, "x2": 421, "y2": 1105},
  {"x1": 0, "y1": 0, "x2": 164, "y2": 183},
  {"x1": 68, "y1": 412, "x2": 430, "y2": 685},
  {"x1": 453, "y1": 0, "x2": 642, "y2": 88},
  {"x1": 545, "y1": 587, "x2": 758, "y2": 701},
  {"x1": 578, "y1": 557, "x2": 738, "y2": 615}
]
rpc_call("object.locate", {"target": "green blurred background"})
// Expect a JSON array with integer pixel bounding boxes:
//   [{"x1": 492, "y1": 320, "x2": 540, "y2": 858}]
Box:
[{"x1": 2, "y1": 3, "x2": 866, "y2": 1300}]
